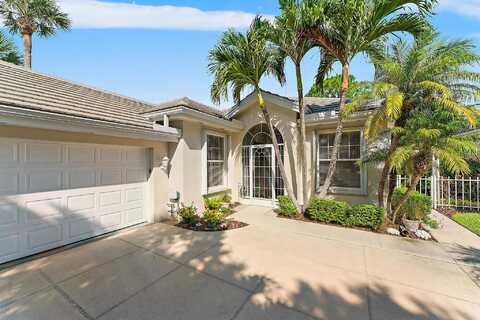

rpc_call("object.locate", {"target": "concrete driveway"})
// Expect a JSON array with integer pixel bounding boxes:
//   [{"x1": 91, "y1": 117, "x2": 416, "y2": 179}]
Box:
[{"x1": 1, "y1": 206, "x2": 479, "y2": 320}]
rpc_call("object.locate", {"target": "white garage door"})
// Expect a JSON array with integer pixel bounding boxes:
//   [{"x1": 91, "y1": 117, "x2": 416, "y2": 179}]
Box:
[{"x1": 0, "y1": 138, "x2": 150, "y2": 264}]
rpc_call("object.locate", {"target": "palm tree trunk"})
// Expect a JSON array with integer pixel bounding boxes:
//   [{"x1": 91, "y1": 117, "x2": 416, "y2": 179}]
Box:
[
  {"x1": 256, "y1": 89, "x2": 299, "y2": 209},
  {"x1": 22, "y1": 33, "x2": 32, "y2": 69},
  {"x1": 378, "y1": 134, "x2": 401, "y2": 208},
  {"x1": 295, "y1": 63, "x2": 308, "y2": 213},
  {"x1": 319, "y1": 63, "x2": 349, "y2": 198},
  {"x1": 391, "y1": 174, "x2": 423, "y2": 224}
]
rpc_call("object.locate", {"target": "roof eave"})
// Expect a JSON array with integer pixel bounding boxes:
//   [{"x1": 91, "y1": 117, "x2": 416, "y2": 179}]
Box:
[
  {"x1": 144, "y1": 106, "x2": 244, "y2": 132},
  {"x1": 0, "y1": 105, "x2": 180, "y2": 142}
]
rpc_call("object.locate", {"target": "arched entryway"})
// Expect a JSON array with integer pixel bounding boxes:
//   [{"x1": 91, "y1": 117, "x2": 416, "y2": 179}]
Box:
[{"x1": 240, "y1": 123, "x2": 285, "y2": 203}]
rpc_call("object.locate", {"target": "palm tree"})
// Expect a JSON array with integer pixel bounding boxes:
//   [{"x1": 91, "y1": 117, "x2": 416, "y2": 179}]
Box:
[
  {"x1": 389, "y1": 106, "x2": 478, "y2": 222},
  {"x1": 0, "y1": 32, "x2": 21, "y2": 64},
  {"x1": 300, "y1": 0, "x2": 435, "y2": 198},
  {"x1": 362, "y1": 32, "x2": 480, "y2": 211},
  {"x1": 0, "y1": 0, "x2": 71, "y2": 69},
  {"x1": 209, "y1": 16, "x2": 299, "y2": 209},
  {"x1": 270, "y1": 0, "x2": 316, "y2": 211}
]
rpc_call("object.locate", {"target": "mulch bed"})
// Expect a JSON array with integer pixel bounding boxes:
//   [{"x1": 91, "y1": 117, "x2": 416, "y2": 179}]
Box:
[
  {"x1": 277, "y1": 213, "x2": 435, "y2": 241},
  {"x1": 175, "y1": 219, "x2": 248, "y2": 232}
]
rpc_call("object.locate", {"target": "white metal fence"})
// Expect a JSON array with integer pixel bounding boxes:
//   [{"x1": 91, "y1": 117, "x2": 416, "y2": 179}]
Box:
[{"x1": 396, "y1": 175, "x2": 480, "y2": 211}]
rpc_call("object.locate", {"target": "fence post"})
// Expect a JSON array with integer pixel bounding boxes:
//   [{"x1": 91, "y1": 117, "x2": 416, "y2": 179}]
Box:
[{"x1": 431, "y1": 156, "x2": 440, "y2": 209}]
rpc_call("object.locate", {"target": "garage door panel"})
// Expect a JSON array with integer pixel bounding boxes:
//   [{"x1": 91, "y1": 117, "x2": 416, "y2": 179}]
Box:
[
  {"x1": 25, "y1": 143, "x2": 63, "y2": 165},
  {"x1": 99, "y1": 190, "x2": 122, "y2": 208},
  {"x1": 0, "y1": 171, "x2": 19, "y2": 195},
  {"x1": 98, "y1": 210, "x2": 123, "y2": 230},
  {"x1": 24, "y1": 197, "x2": 63, "y2": 225},
  {"x1": 26, "y1": 224, "x2": 64, "y2": 251},
  {"x1": 67, "y1": 193, "x2": 95, "y2": 214},
  {"x1": 0, "y1": 232, "x2": 21, "y2": 260},
  {"x1": 0, "y1": 139, "x2": 149, "y2": 264},
  {"x1": 125, "y1": 207, "x2": 143, "y2": 224},
  {"x1": 0, "y1": 142, "x2": 18, "y2": 165},
  {"x1": 68, "y1": 217, "x2": 96, "y2": 240},
  {"x1": 0, "y1": 203, "x2": 19, "y2": 226},
  {"x1": 99, "y1": 168, "x2": 123, "y2": 186},
  {"x1": 67, "y1": 145, "x2": 96, "y2": 164},
  {"x1": 67, "y1": 170, "x2": 96, "y2": 189},
  {"x1": 25, "y1": 170, "x2": 63, "y2": 193},
  {"x1": 126, "y1": 168, "x2": 147, "y2": 183}
]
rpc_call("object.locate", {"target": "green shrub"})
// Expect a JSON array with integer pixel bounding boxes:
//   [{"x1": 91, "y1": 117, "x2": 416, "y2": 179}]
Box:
[
  {"x1": 177, "y1": 204, "x2": 198, "y2": 225},
  {"x1": 392, "y1": 187, "x2": 432, "y2": 221},
  {"x1": 346, "y1": 204, "x2": 384, "y2": 230},
  {"x1": 423, "y1": 216, "x2": 439, "y2": 229},
  {"x1": 221, "y1": 194, "x2": 232, "y2": 203},
  {"x1": 203, "y1": 196, "x2": 222, "y2": 210},
  {"x1": 219, "y1": 206, "x2": 233, "y2": 216},
  {"x1": 306, "y1": 198, "x2": 348, "y2": 225},
  {"x1": 203, "y1": 209, "x2": 224, "y2": 228},
  {"x1": 276, "y1": 196, "x2": 298, "y2": 217}
]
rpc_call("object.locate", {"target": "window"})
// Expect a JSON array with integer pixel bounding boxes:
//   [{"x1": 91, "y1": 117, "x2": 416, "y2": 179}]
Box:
[
  {"x1": 207, "y1": 134, "x2": 225, "y2": 188},
  {"x1": 317, "y1": 131, "x2": 365, "y2": 193}
]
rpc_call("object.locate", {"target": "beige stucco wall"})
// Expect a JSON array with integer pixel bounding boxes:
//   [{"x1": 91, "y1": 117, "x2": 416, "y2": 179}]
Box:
[{"x1": 0, "y1": 125, "x2": 171, "y2": 222}]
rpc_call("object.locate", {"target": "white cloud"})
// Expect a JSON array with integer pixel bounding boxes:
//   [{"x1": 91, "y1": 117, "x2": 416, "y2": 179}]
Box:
[
  {"x1": 438, "y1": 0, "x2": 480, "y2": 20},
  {"x1": 58, "y1": 0, "x2": 270, "y2": 30}
]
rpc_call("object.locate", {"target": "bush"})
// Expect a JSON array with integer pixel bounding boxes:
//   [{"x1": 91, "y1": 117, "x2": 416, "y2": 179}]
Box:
[
  {"x1": 346, "y1": 204, "x2": 384, "y2": 230},
  {"x1": 203, "y1": 209, "x2": 224, "y2": 228},
  {"x1": 219, "y1": 206, "x2": 233, "y2": 216},
  {"x1": 221, "y1": 194, "x2": 232, "y2": 203},
  {"x1": 276, "y1": 196, "x2": 298, "y2": 217},
  {"x1": 306, "y1": 198, "x2": 348, "y2": 225},
  {"x1": 203, "y1": 196, "x2": 222, "y2": 210},
  {"x1": 392, "y1": 187, "x2": 432, "y2": 221},
  {"x1": 177, "y1": 204, "x2": 198, "y2": 225}
]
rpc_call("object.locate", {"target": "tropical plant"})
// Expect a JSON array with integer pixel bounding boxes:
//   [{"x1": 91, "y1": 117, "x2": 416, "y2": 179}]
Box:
[
  {"x1": 307, "y1": 74, "x2": 369, "y2": 99},
  {"x1": 0, "y1": 32, "x2": 21, "y2": 64},
  {"x1": 203, "y1": 209, "x2": 224, "y2": 228},
  {"x1": 208, "y1": 16, "x2": 299, "y2": 209},
  {"x1": 269, "y1": 0, "x2": 316, "y2": 211},
  {"x1": 0, "y1": 0, "x2": 71, "y2": 69},
  {"x1": 359, "y1": 31, "x2": 480, "y2": 212},
  {"x1": 177, "y1": 203, "x2": 199, "y2": 225},
  {"x1": 300, "y1": 0, "x2": 435, "y2": 198},
  {"x1": 392, "y1": 187, "x2": 431, "y2": 222},
  {"x1": 389, "y1": 106, "x2": 478, "y2": 222},
  {"x1": 276, "y1": 195, "x2": 298, "y2": 217}
]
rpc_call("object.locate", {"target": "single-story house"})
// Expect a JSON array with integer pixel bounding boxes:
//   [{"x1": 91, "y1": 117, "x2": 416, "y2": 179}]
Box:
[{"x1": 0, "y1": 61, "x2": 380, "y2": 264}]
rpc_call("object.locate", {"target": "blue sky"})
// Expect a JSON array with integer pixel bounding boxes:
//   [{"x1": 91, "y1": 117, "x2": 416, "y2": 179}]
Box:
[{"x1": 4, "y1": 0, "x2": 480, "y2": 109}]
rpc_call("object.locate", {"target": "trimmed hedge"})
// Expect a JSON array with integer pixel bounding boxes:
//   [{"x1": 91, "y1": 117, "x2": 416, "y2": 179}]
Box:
[
  {"x1": 306, "y1": 198, "x2": 348, "y2": 225},
  {"x1": 346, "y1": 204, "x2": 384, "y2": 230},
  {"x1": 276, "y1": 196, "x2": 298, "y2": 217},
  {"x1": 392, "y1": 187, "x2": 432, "y2": 221}
]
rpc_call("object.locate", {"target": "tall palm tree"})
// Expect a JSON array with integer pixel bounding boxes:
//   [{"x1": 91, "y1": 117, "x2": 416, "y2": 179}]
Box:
[
  {"x1": 270, "y1": 0, "x2": 316, "y2": 211},
  {"x1": 0, "y1": 0, "x2": 71, "y2": 69},
  {"x1": 389, "y1": 106, "x2": 478, "y2": 222},
  {"x1": 0, "y1": 32, "x2": 21, "y2": 64},
  {"x1": 362, "y1": 32, "x2": 480, "y2": 211},
  {"x1": 209, "y1": 16, "x2": 299, "y2": 209},
  {"x1": 300, "y1": 0, "x2": 435, "y2": 198}
]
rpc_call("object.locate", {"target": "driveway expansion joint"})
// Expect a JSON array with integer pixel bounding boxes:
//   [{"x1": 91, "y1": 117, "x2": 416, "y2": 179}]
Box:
[{"x1": 39, "y1": 270, "x2": 94, "y2": 320}]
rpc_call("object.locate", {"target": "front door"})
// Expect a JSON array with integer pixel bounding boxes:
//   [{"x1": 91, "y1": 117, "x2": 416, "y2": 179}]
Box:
[{"x1": 241, "y1": 144, "x2": 284, "y2": 204}]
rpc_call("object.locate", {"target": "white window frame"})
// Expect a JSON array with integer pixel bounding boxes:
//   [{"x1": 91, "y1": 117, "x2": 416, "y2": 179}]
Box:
[
  {"x1": 315, "y1": 129, "x2": 367, "y2": 195},
  {"x1": 202, "y1": 130, "x2": 228, "y2": 195}
]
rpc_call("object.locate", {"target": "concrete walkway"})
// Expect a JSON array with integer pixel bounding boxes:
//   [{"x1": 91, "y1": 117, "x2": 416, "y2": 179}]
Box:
[
  {"x1": 1, "y1": 206, "x2": 479, "y2": 320},
  {"x1": 429, "y1": 210, "x2": 480, "y2": 288}
]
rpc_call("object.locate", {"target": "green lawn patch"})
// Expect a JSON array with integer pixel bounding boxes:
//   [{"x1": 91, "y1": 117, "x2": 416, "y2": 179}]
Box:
[{"x1": 452, "y1": 213, "x2": 480, "y2": 236}]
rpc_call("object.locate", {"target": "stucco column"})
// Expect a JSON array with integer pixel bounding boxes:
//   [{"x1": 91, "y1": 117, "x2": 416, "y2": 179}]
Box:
[{"x1": 150, "y1": 146, "x2": 170, "y2": 222}]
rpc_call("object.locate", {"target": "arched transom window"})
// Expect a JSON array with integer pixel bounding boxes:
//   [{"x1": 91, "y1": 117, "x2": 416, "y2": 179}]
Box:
[{"x1": 242, "y1": 123, "x2": 283, "y2": 146}]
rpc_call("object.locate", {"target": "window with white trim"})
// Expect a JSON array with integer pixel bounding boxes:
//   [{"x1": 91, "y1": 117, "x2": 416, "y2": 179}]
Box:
[
  {"x1": 317, "y1": 131, "x2": 364, "y2": 192},
  {"x1": 207, "y1": 134, "x2": 225, "y2": 188}
]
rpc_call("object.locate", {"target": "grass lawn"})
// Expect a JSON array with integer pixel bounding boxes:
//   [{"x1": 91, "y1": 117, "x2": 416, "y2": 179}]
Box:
[{"x1": 452, "y1": 213, "x2": 480, "y2": 236}]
